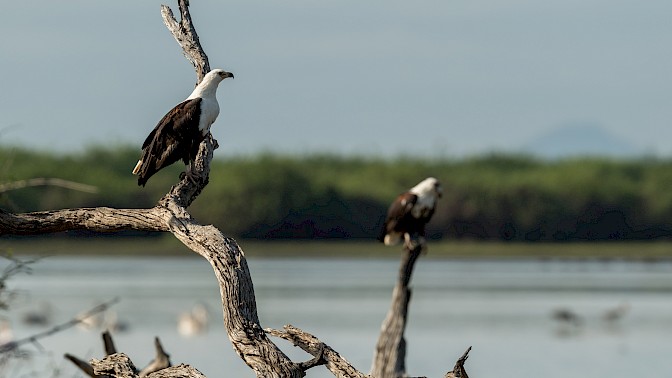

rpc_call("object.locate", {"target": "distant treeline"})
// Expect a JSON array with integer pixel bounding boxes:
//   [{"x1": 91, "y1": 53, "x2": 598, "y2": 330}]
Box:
[{"x1": 2, "y1": 146, "x2": 672, "y2": 241}]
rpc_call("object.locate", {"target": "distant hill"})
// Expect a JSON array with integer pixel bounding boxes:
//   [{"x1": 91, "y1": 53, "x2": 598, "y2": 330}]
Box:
[{"x1": 521, "y1": 123, "x2": 643, "y2": 159}]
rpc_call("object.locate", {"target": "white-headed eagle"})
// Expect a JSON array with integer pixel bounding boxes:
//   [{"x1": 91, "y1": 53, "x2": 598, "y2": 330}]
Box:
[
  {"x1": 132, "y1": 69, "x2": 234, "y2": 186},
  {"x1": 378, "y1": 177, "x2": 443, "y2": 248}
]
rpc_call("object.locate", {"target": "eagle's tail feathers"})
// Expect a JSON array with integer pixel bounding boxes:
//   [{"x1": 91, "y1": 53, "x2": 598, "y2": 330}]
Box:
[{"x1": 132, "y1": 160, "x2": 143, "y2": 175}]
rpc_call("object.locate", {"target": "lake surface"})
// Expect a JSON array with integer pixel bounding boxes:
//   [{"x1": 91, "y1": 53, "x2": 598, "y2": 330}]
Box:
[{"x1": 3, "y1": 255, "x2": 672, "y2": 377}]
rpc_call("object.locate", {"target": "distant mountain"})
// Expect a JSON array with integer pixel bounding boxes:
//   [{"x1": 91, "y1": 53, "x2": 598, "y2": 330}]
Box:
[{"x1": 520, "y1": 123, "x2": 642, "y2": 159}]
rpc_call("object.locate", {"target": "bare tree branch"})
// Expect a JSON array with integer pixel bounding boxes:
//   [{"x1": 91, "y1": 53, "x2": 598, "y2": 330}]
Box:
[
  {"x1": 90, "y1": 353, "x2": 137, "y2": 377},
  {"x1": 0, "y1": 254, "x2": 39, "y2": 311},
  {"x1": 64, "y1": 353, "x2": 110, "y2": 378},
  {"x1": 138, "y1": 338, "x2": 171, "y2": 377},
  {"x1": 68, "y1": 332, "x2": 171, "y2": 378},
  {"x1": 2, "y1": 0, "x2": 302, "y2": 375},
  {"x1": 0, "y1": 207, "x2": 168, "y2": 235},
  {"x1": 103, "y1": 331, "x2": 117, "y2": 356},
  {"x1": 3, "y1": 1, "x2": 467, "y2": 377},
  {"x1": 54, "y1": 1, "x2": 301, "y2": 377},
  {"x1": 160, "y1": 0, "x2": 211, "y2": 83},
  {"x1": 370, "y1": 244, "x2": 423, "y2": 378},
  {"x1": 160, "y1": 133, "x2": 217, "y2": 209},
  {"x1": 0, "y1": 298, "x2": 119, "y2": 355},
  {"x1": 91, "y1": 354, "x2": 207, "y2": 378},
  {"x1": 267, "y1": 324, "x2": 368, "y2": 378},
  {"x1": 444, "y1": 347, "x2": 471, "y2": 378},
  {"x1": 160, "y1": 214, "x2": 303, "y2": 377}
]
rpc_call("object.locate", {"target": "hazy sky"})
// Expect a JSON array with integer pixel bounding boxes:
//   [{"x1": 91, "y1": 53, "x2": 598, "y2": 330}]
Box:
[{"x1": 1, "y1": 0, "x2": 670, "y2": 157}]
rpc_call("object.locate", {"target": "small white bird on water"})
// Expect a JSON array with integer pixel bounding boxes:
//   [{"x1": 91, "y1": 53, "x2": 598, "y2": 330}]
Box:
[
  {"x1": 132, "y1": 69, "x2": 234, "y2": 186},
  {"x1": 177, "y1": 303, "x2": 210, "y2": 337}
]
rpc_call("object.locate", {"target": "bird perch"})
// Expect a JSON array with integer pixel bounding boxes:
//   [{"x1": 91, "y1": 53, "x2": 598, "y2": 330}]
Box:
[{"x1": 0, "y1": 1, "x2": 471, "y2": 377}]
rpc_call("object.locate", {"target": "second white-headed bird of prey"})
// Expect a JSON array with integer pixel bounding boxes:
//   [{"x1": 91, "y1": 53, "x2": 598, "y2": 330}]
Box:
[
  {"x1": 378, "y1": 177, "x2": 443, "y2": 248},
  {"x1": 132, "y1": 69, "x2": 234, "y2": 186}
]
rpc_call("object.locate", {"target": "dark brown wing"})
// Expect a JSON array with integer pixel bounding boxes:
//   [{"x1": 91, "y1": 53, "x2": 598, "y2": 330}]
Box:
[
  {"x1": 377, "y1": 192, "x2": 418, "y2": 242},
  {"x1": 136, "y1": 98, "x2": 202, "y2": 186}
]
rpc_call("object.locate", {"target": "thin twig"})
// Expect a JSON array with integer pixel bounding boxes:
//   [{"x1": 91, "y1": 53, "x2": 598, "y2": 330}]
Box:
[
  {"x1": 138, "y1": 337, "x2": 171, "y2": 377},
  {"x1": 103, "y1": 331, "x2": 117, "y2": 355},
  {"x1": 0, "y1": 255, "x2": 37, "y2": 312},
  {"x1": 64, "y1": 353, "x2": 110, "y2": 378},
  {"x1": 0, "y1": 298, "x2": 120, "y2": 354},
  {"x1": 444, "y1": 347, "x2": 472, "y2": 378},
  {"x1": 160, "y1": 0, "x2": 210, "y2": 82}
]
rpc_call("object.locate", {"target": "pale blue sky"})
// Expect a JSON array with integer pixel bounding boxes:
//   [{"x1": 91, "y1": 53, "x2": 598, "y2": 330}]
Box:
[{"x1": 1, "y1": 0, "x2": 670, "y2": 157}]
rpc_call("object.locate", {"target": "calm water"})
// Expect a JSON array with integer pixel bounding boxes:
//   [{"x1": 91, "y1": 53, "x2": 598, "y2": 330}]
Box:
[{"x1": 3, "y1": 255, "x2": 672, "y2": 377}]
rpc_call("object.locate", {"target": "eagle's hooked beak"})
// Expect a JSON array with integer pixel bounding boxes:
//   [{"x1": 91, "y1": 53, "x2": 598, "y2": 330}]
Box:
[{"x1": 224, "y1": 71, "x2": 234, "y2": 79}]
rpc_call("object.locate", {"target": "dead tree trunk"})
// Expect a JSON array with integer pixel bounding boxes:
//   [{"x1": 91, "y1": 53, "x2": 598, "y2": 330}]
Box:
[
  {"x1": 0, "y1": 2, "x2": 472, "y2": 377},
  {"x1": 0, "y1": 1, "x2": 305, "y2": 377},
  {"x1": 370, "y1": 245, "x2": 422, "y2": 378}
]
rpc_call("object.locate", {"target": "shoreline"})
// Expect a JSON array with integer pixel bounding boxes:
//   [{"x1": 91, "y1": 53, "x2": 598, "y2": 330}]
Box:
[{"x1": 2, "y1": 236, "x2": 671, "y2": 260}]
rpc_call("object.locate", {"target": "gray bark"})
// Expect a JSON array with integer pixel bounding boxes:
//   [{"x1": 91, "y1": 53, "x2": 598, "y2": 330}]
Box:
[
  {"x1": 443, "y1": 347, "x2": 471, "y2": 378},
  {"x1": 138, "y1": 338, "x2": 171, "y2": 377},
  {"x1": 0, "y1": 1, "x2": 473, "y2": 377},
  {"x1": 0, "y1": 207, "x2": 167, "y2": 234},
  {"x1": 160, "y1": 2, "x2": 211, "y2": 84},
  {"x1": 91, "y1": 354, "x2": 207, "y2": 378},
  {"x1": 370, "y1": 245, "x2": 422, "y2": 378},
  {"x1": 267, "y1": 324, "x2": 368, "y2": 378},
  {"x1": 0, "y1": 1, "x2": 306, "y2": 377}
]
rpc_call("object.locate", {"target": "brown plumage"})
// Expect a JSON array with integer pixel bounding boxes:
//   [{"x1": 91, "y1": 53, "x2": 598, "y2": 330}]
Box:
[
  {"x1": 133, "y1": 98, "x2": 203, "y2": 186},
  {"x1": 132, "y1": 68, "x2": 233, "y2": 186},
  {"x1": 378, "y1": 177, "x2": 442, "y2": 246}
]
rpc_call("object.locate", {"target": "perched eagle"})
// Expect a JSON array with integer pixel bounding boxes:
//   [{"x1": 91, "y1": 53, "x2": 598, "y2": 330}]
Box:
[
  {"x1": 378, "y1": 177, "x2": 443, "y2": 247},
  {"x1": 132, "y1": 69, "x2": 234, "y2": 186}
]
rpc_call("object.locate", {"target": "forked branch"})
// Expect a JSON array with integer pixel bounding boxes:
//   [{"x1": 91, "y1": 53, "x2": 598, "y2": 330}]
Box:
[
  {"x1": 267, "y1": 324, "x2": 367, "y2": 378},
  {"x1": 0, "y1": 1, "x2": 471, "y2": 377},
  {"x1": 0, "y1": 0, "x2": 301, "y2": 376},
  {"x1": 161, "y1": 0, "x2": 211, "y2": 82}
]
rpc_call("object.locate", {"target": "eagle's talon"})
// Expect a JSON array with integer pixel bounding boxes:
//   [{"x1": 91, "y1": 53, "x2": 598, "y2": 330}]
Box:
[{"x1": 180, "y1": 168, "x2": 199, "y2": 185}]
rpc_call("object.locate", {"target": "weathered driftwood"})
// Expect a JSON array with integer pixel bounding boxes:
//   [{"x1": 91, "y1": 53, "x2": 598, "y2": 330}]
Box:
[
  {"x1": 67, "y1": 332, "x2": 173, "y2": 378},
  {"x1": 64, "y1": 353, "x2": 108, "y2": 378},
  {"x1": 267, "y1": 324, "x2": 364, "y2": 378},
  {"x1": 91, "y1": 353, "x2": 207, "y2": 378},
  {"x1": 0, "y1": 1, "x2": 306, "y2": 376},
  {"x1": 443, "y1": 347, "x2": 471, "y2": 378},
  {"x1": 370, "y1": 244, "x2": 423, "y2": 378},
  {"x1": 103, "y1": 330, "x2": 118, "y2": 355},
  {"x1": 138, "y1": 337, "x2": 172, "y2": 377},
  {"x1": 65, "y1": 332, "x2": 116, "y2": 378},
  {"x1": 0, "y1": 1, "x2": 473, "y2": 377},
  {"x1": 160, "y1": 1, "x2": 211, "y2": 84}
]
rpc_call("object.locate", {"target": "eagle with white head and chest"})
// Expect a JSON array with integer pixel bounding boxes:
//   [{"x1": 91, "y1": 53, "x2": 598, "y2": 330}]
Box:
[
  {"x1": 132, "y1": 69, "x2": 234, "y2": 186},
  {"x1": 378, "y1": 177, "x2": 443, "y2": 248}
]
